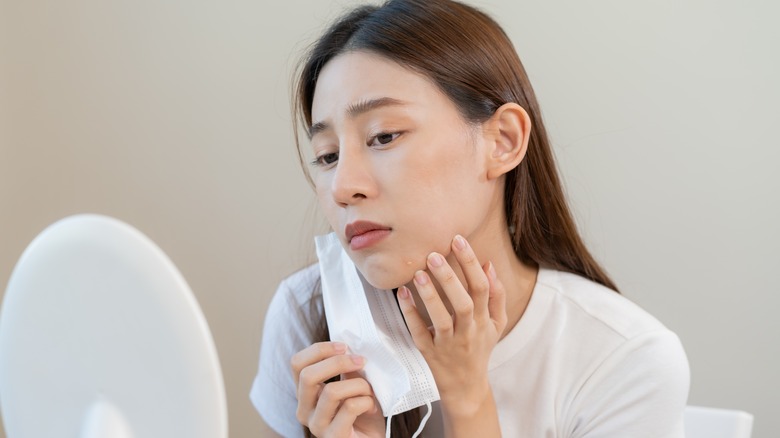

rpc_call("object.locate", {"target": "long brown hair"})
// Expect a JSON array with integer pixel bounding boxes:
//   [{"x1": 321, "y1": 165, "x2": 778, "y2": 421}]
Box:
[{"x1": 292, "y1": 0, "x2": 618, "y2": 435}]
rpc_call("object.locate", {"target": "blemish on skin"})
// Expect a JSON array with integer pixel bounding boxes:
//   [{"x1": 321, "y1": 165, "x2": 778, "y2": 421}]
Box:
[{"x1": 406, "y1": 260, "x2": 412, "y2": 266}]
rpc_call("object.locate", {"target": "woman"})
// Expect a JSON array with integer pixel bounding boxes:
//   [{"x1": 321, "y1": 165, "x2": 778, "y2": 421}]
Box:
[{"x1": 251, "y1": 0, "x2": 690, "y2": 436}]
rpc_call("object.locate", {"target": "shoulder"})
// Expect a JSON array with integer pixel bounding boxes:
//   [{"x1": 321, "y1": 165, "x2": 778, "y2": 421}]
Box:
[
  {"x1": 538, "y1": 268, "x2": 690, "y2": 436},
  {"x1": 264, "y1": 264, "x2": 323, "y2": 330},
  {"x1": 538, "y1": 267, "x2": 667, "y2": 339},
  {"x1": 273, "y1": 263, "x2": 322, "y2": 308},
  {"x1": 536, "y1": 267, "x2": 689, "y2": 383},
  {"x1": 538, "y1": 269, "x2": 665, "y2": 338},
  {"x1": 250, "y1": 264, "x2": 322, "y2": 438},
  {"x1": 257, "y1": 263, "x2": 323, "y2": 362},
  {"x1": 494, "y1": 267, "x2": 689, "y2": 378}
]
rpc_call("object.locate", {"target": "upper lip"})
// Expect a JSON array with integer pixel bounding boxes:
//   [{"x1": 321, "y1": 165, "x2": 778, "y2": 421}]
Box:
[{"x1": 345, "y1": 220, "x2": 391, "y2": 242}]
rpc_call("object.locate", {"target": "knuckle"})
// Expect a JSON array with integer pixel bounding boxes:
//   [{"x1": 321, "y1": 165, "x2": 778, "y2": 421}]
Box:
[
  {"x1": 435, "y1": 322, "x2": 453, "y2": 334},
  {"x1": 316, "y1": 342, "x2": 331, "y2": 355},
  {"x1": 358, "y1": 378, "x2": 373, "y2": 393},
  {"x1": 308, "y1": 422, "x2": 324, "y2": 437},
  {"x1": 341, "y1": 398, "x2": 360, "y2": 413},
  {"x1": 290, "y1": 353, "x2": 303, "y2": 373},
  {"x1": 319, "y1": 382, "x2": 338, "y2": 402},
  {"x1": 440, "y1": 270, "x2": 458, "y2": 285},
  {"x1": 341, "y1": 354, "x2": 357, "y2": 368},
  {"x1": 457, "y1": 300, "x2": 474, "y2": 316},
  {"x1": 345, "y1": 396, "x2": 374, "y2": 416},
  {"x1": 473, "y1": 277, "x2": 490, "y2": 294},
  {"x1": 421, "y1": 291, "x2": 439, "y2": 305},
  {"x1": 295, "y1": 406, "x2": 308, "y2": 425},
  {"x1": 299, "y1": 368, "x2": 317, "y2": 387},
  {"x1": 461, "y1": 251, "x2": 478, "y2": 265}
]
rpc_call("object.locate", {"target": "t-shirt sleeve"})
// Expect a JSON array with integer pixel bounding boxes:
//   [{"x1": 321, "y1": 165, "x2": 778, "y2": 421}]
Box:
[
  {"x1": 566, "y1": 329, "x2": 691, "y2": 438},
  {"x1": 250, "y1": 270, "x2": 321, "y2": 437}
]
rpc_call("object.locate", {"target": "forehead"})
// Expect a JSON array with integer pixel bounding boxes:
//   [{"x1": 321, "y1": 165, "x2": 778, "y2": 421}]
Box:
[{"x1": 311, "y1": 51, "x2": 450, "y2": 124}]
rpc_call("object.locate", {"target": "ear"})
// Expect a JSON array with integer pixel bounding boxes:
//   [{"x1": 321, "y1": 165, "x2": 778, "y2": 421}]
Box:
[{"x1": 482, "y1": 103, "x2": 531, "y2": 180}]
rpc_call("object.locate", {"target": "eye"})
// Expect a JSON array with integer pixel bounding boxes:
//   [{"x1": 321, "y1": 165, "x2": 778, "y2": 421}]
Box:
[
  {"x1": 312, "y1": 152, "x2": 339, "y2": 167},
  {"x1": 369, "y1": 132, "x2": 400, "y2": 146}
]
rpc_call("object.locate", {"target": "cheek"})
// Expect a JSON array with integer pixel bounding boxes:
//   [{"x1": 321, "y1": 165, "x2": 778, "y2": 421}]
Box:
[
  {"x1": 314, "y1": 176, "x2": 339, "y2": 225},
  {"x1": 395, "y1": 170, "x2": 480, "y2": 248},
  {"x1": 314, "y1": 180, "x2": 328, "y2": 208},
  {"x1": 401, "y1": 147, "x2": 484, "y2": 216},
  {"x1": 397, "y1": 151, "x2": 491, "y2": 244}
]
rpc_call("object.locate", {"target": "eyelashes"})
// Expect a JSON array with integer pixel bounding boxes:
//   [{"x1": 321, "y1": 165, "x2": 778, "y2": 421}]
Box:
[
  {"x1": 371, "y1": 132, "x2": 400, "y2": 146},
  {"x1": 311, "y1": 131, "x2": 403, "y2": 168},
  {"x1": 311, "y1": 152, "x2": 339, "y2": 167}
]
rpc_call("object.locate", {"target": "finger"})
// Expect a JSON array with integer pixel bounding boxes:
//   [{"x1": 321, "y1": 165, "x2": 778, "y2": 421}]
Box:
[
  {"x1": 413, "y1": 268, "x2": 454, "y2": 337},
  {"x1": 290, "y1": 341, "x2": 347, "y2": 387},
  {"x1": 426, "y1": 252, "x2": 473, "y2": 334},
  {"x1": 451, "y1": 235, "x2": 490, "y2": 322},
  {"x1": 397, "y1": 286, "x2": 433, "y2": 350},
  {"x1": 327, "y1": 395, "x2": 377, "y2": 437},
  {"x1": 309, "y1": 378, "x2": 374, "y2": 434},
  {"x1": 295, "y1": 354, "x2": 366, "y2": 426},
  {"x1": 485, "y1": 261, "x2": 508, "y2": 334}
]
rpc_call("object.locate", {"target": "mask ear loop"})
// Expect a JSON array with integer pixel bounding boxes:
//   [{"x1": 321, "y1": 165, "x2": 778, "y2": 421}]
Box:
[
  {"x1": 385, "y1": 413, "x2": 393, "y2": 438},
  {"x1": 412, "y1": 402, "x2": 433, "y2": 438},
  {"x1": 385, "y1": 402, "x2": 433, "y2": 438}
]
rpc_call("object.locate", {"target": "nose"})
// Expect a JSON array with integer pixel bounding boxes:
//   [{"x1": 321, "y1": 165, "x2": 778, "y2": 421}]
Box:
[{"x1": 330, "y1": 147, "x2": 377, "y2": 207}]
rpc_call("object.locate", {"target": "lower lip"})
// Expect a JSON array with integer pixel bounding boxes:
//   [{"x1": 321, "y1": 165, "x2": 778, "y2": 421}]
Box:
[{"x1": 349, "y1": 229, "x2": 391, "y2": 250}]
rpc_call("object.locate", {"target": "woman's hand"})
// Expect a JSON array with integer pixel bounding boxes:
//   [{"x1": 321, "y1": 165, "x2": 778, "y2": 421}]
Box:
[
  {"x1": 290, "y1": 342, "x2": 385, "y2": 438},
  {"x1": 397, "y1": 234, "x2": 507, "y2": 436}
]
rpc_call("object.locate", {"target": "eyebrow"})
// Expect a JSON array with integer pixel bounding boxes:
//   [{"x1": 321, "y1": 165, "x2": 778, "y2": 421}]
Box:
[{"x1": 309, "y1": 97, "x2": 407, "y2": 138}]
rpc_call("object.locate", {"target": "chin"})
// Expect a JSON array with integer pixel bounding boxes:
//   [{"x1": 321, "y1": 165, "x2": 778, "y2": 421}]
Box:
[
  {"x1": 357, "y1": 269, "x2": 407, "y2": 291},
  {"x1": 355, "y1": 259, "x2": 418, "y2": 291}
]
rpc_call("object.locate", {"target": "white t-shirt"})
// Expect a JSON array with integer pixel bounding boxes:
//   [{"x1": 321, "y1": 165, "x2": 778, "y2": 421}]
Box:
[{"x1": 250, "y1": 265, "x2": 690, "y2": 437}]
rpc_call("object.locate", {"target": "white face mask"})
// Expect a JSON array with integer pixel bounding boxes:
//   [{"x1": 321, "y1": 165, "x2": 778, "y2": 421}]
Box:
[{"x1": 315, "y1": 233, "x2": 439, "y2": 437}]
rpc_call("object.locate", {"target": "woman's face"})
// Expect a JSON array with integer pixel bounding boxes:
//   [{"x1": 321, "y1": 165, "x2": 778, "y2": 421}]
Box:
[{"x1": 310, "y1": 51, "x2": 501, "y2": 289}]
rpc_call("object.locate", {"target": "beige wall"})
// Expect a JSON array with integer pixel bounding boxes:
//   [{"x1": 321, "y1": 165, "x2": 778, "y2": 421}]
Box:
[{"x1": 1, "y1": 0, "x2": 778, "y2": 437}]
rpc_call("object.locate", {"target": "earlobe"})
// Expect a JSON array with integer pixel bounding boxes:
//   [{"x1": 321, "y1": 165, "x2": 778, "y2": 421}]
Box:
[{"x1": 485, "y1": 103, "x2": 531, "y2": 180}]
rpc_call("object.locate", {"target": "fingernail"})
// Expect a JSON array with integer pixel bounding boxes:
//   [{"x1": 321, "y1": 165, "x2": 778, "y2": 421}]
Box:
[
  {"x1": 398, "y1": 286, "x2": 410, "y2": 299},
  {"x1": 333, "y1": 342, "x2": 347, "y2": 353},
  {"x1": 414, "y1": 270, "x2": 428, "y2": 285},
  {"x1": 453, "y1": 235, "x2": 466, "y2": 251},
  {"x1": 351, "y1": 355, "x2": 364, "y2": 365},
  {"x1": 488, "y1": 261, "x2": 497, "y2": 281},
  {"x1": 428, "y1": 252, "x2": 444, "y2": 267}
]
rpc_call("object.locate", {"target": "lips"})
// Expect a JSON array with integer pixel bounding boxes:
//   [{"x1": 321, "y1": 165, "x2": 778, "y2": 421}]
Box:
[{"x1": 345, "y1": 221, "x2": 391, "y2": 250}]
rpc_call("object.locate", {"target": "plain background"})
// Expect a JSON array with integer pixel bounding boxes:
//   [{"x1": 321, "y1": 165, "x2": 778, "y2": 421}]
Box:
[{"x1": 1, "y1": 0, "x2": 777, "y2": 436}]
